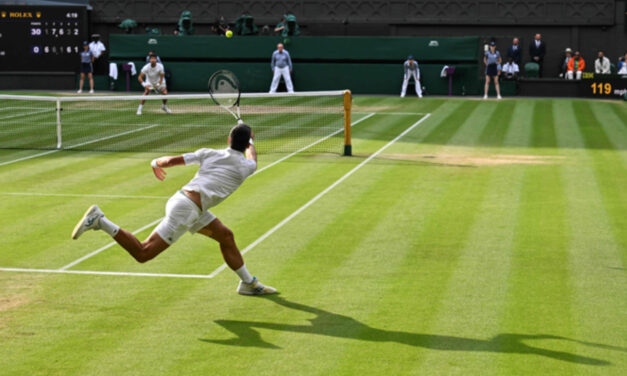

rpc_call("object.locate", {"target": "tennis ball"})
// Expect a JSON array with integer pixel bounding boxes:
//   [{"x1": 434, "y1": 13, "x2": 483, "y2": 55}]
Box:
[{"x1": 226, "y1": 30, "x2": 233, "y2": 38}]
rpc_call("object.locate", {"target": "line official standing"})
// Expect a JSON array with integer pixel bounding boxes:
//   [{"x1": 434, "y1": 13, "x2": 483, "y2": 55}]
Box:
[
  {"x1": 400, "y1": 55, "x2": 423, "y2": 98},
  {"x1": 269, "y1": 43, "x2": 294, "y2": 93}
]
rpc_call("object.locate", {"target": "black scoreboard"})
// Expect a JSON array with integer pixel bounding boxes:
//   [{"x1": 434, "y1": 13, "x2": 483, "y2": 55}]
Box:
[
  {"x1": 579, "y1": 73, "x2": 627, "y2": 100},
  {"x1": 0, "y1": 5, "x2": 88, "y2": 72}
]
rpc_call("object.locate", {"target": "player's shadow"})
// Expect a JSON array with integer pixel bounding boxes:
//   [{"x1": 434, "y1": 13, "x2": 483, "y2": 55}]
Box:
[{"x1": 201, "y1": 295, "x2": 625, "y2": 365}]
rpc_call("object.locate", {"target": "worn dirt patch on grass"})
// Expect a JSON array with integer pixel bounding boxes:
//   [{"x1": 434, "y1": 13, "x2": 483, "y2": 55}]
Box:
[{"x1": 379, "y1": 153, "x2": 565, "y2": 167}]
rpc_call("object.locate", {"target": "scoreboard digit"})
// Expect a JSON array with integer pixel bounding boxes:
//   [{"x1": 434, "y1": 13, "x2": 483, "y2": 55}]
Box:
[{"x1": 0, "y1": 5, "x2": 87, "y2": 71}]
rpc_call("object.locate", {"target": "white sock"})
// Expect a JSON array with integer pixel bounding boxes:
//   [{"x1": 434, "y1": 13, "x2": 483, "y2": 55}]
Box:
[
  {"x1": 138, "y1": 104, "x2": 143, "y2": 110},
  {"x1": 234, "y1": 264, "x2": 253, "y2": 284},
  {"x1": 99, "y1": 216, "x2": 120, "y2": 237}
]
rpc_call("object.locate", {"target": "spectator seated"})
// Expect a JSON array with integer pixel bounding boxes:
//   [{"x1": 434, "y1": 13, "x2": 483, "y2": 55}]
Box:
[
  {"x1": 235, "y1": 14, "x2": 258, "y2": 36},
  {"x1": 178, "y1": 10, "x2": 194, "y2": 36},
  {"x1": 566, "y1": 51, "x2": 585, "y2": 80}
]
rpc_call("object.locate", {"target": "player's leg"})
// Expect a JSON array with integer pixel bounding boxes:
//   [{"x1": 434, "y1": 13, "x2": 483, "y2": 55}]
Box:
[
  {"x1": 137, "y1": 88, "x2": 150, "y2": 115},
  {"x1": 88, "y1": 72, "x2": 94, "y2": 93},
  {"x1": 160, "y1": 87, "x2": 171, "y2": 113},
  {"x1": 112, "y1": 228, "x2": 169, "y2": 263},
  {"x1": 400, "y1": 75, "x2": 409, "y2": 97},
  {"x1": 281, "y1": 67, "x2": 294, "y2": 93},
  {"x1": 413, "y1": 72, "x2": 423, "y2": 98},
  {"x1": 197, "y1": 218, "x2": 277, "y2": 295},
  {"x1": 484, "y1": 75, "x2": 490, "y2": 99},
  {"x1": 269, "y1": 69, "x2": 282, "y2": 93},
  {"x1": 71, "y1": 204, "x2": 170, "y2": 262},
  {"x1": 78, "y1": 72, "x2": 85, "y2": 93}
]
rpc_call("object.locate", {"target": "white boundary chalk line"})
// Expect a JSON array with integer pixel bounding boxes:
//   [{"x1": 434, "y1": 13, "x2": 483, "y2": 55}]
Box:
[
  {"x1": 0, "y1": 267, "x2": 213, "y2": 279},
  {"x1": 59, "y1": 217, "x2": 164, "y2": 270},
  {"x1": 207, "y1": 113, "x2": 432, "y2": 278},
  {"x1": 56, "y1": 112, "x2": 376, "y2": 271},
  {"x1": 0, "y1": 112, "x2": 408, "y2": 279},
  {"x1": 0, "y1": 192, "x2": 170, "y2": 199},
  {"x1": 0, "y1": 123, "x2": 160, "y2": 167}
]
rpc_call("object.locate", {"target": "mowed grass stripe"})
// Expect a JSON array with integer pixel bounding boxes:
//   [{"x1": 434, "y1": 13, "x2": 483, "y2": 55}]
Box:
[
  {"x1": 1, "y1": 275, "x2": 206, "y2": 375},
  {"x1": 554, "y1": 100, "x2": 626, "y2": 372},
  {"x1": 531, "y1": 100, "x2": 557, "y2": 150},
  {"x1": 414, "y1": 100, "x2": 531, "y2": 374},
  {"x1": 477, "y1": 100, "x2": 517, "y2": 147},
  {"x1": 573, "y1": 101, "x2": 627, "y2": 267},
  {"x1": 421, "y1": 101, "x2": 481, "y2": 145},
  {"x1": 499, "y1": 103, "x2": 575, "y2": 373},
  {"x1": 591, "y1": 102, "x2": 627, "y2": 165}
]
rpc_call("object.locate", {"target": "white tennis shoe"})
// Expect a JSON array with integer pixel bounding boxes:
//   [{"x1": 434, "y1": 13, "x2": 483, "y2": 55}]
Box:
[
  {"x1": 237, "y1": 277, "x2": 277, "y2": 295},
  {"x1": 162, "y1": 105, "x2": 171, "y2": 114},
  {"x1": 71, "y1": 205, "x2": 104, "y2": 240},
  {"x1": 136, "y1": 108, "x2": 142, "y2": 115}
]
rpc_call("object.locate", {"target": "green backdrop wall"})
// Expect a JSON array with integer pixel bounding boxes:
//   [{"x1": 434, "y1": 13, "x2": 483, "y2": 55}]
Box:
[{"x1": 108, "y1": 35, "x2": 482, "y2": 95}]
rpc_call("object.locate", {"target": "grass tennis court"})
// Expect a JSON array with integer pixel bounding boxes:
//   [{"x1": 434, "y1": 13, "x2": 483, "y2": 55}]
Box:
[{"x1": 0, "y1": 95, "x2": 625, "y2": 375}]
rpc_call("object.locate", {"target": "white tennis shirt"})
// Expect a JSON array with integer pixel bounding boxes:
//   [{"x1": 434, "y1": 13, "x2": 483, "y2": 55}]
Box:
[
  {"x1": 141, "y1": 62, "x2": 165, "y2": 86},
  {"x1": 182, "y1": 148, "x2": 257, "y2": 211}
]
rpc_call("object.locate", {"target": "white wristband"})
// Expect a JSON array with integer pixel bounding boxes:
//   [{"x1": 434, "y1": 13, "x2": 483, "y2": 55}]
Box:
[
  {"x1": 249, "y1": 138, "x2": 254, "y2": 145},
  {"x1": 151, "y1": 159, "x2": 159, "y2": 168}
]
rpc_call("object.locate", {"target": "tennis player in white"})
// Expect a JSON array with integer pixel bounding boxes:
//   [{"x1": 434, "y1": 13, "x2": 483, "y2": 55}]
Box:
[
  {"x1": 71, "y1": 124, "x2": 277, "y2": 295},
  {"x1": 137, "y1": 54, "x2": 171, "y2": 115}
]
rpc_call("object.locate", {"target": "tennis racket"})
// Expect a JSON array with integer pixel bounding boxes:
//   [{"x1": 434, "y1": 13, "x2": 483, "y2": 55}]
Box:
[{"x1": 208, "y1": 70, "x2": 243, "y2": 124}]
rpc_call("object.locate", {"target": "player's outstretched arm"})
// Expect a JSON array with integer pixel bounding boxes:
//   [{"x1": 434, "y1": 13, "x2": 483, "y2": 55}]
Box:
[
  {"x1": 150, "y1": 156, "x2": 185, "y2": 181},
  {"x1": 245, "y1": 132, "x2": 257, "y2": 165}
]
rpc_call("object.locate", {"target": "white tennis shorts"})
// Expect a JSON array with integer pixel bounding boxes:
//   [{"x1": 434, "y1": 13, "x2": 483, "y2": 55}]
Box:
[{"x1": 154, "y1": 191, "x2": 216, "y2": 244}]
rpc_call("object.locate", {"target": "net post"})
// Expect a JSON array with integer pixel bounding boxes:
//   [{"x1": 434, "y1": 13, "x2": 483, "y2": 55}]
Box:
[
  {"x1": 343, "y1": 90, "x2": 352, "y2": 156},
  {"x1": 55, "y1": 99, "x2": 62, "y2": 149}
]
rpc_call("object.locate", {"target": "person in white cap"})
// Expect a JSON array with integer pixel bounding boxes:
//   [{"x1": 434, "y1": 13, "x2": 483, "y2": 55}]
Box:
[
  {"x1": 400, "y1": 55, "x2": 423, "y2": 98},
  {"x1": 559, "y1": 48, "x2": 573, "y2": 78}
]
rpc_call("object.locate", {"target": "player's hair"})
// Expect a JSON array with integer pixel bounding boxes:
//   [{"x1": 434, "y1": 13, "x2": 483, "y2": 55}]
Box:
[
  {"x1": 229, "y1": 124, "x2": 252, "y2": 152},
  {"x1": 149, "y1": 54, "x2": 157, "y2": 60}
]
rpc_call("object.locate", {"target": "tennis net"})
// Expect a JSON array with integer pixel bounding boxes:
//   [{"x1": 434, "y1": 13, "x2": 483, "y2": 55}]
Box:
[{"x1": 0, "y1": 90, "x2": 353, "y2": 155}]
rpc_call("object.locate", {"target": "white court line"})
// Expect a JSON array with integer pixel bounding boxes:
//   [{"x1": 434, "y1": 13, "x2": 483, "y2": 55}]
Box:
[
  {"x1": 207, "y1": 113, "x2": 432, "y2": 278},
  {"x1": 59, "y1": 217, "x2": 164, "y2": 270},
  {"x1": 0, "y1": 123, "x2": 160, "y2": 167},
  {"x1": 0, "y1": 267, "x2": 212, "y2": 279},
  {"x1": 0, "y1": 108, "x2": 54, "y2": 121},
  {"x1": 0, "y1": 192, "x2": 169, "y2": 199},
  {"x1": 56, "y1": 113, "x2": 377, "y2": 270},
  {"x1": 254, "y1": 112, "x2": 376, "y2": 175},
  {"x1": 0, "y1": 150, "x2": 60, "y2": 167}
]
